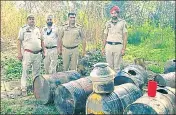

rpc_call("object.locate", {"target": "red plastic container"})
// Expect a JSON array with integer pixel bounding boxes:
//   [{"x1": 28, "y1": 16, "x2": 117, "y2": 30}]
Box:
[{"x1": 147, "y1": 80, "x2": 157, "y2": 97}]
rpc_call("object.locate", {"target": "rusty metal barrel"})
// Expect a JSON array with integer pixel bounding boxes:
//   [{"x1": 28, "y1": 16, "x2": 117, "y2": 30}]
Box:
[
  {"x1": 154, "y1": 72, "x2": 175, "y2": 88},
  {"x1": 164, "y1": 59, "x2": 176, "y2": 73},
  {"x1": 114, "y1": 64, "x2": 148, "y2": 89},
  {"x1": 124, "y1": 87, "x2": 176, "y2": 114},
  {"x1": 156, "y1": 86, "x2": 176, "y2": 108},
  {"x1": 54, "y1": 77, "x2": 93, "y2": 114},
  {"x1": 86, "y1": 83, "x2": 142, "y2": 114},
  {"x1": 33, "y1": 70, "x2": 81, "y2": 104}
]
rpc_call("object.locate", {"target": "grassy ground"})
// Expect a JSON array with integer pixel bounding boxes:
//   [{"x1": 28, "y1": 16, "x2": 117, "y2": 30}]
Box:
[{"x1": 1, "y1": 95, "x2": 59, "y2": 114}]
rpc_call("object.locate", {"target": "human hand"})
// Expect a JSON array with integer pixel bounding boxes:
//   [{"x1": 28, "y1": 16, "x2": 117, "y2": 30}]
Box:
[
  {"x1": 101, "y1": 48, "x2": 105, "y2": 55},
  {"x1": 121, "y1": 49, "x2": 125, "y2": 56},
  {"x1": 17, "y1": 53, "x2": 23, "y2": 61}
]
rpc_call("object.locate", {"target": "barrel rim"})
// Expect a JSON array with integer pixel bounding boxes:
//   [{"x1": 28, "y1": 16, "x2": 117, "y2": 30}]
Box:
[
  {"x1": 154, "y1": 74, "x2": 167, "y2": 87},
  {"x1": 54, "y1": 85, "x2": 76, "y2": 114},
  {"x1": 124, "y1": 102, "x2": 157, "y2": 114},
  {"x1": 115, "y1": 74, "x2": 139, "y2": 88},
  {"x1": 33, "y1": 75, "x2": 51, "y2": 104},
  {"x1": 124, "y1": 65, "x2": 148, "y2": 79},
  {"x1": 115, "y1": 83, "x2": 142, "y2": 110}
]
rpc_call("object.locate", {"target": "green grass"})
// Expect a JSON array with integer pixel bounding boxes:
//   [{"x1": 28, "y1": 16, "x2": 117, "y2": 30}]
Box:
[{"x1": 1, "y1": 95, "x2": 59, "y2": 114}]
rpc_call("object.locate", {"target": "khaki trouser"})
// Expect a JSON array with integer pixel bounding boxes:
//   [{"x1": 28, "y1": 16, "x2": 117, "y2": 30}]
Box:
[
  {"x1": 21, "y1": 51, "x2": 42, "y2": 90},
  {"x1": 105, "y1": 44, "x2": 123, "y2": 72},
  {"x1": 44, "y1": 48, "x2": 58, "y2": 74},
  {"x1": 62, "y1": 47, "x2": 79, "y2": 71}
]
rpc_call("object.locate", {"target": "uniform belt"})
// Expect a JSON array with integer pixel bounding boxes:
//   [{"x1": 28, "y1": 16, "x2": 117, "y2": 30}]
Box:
[
  {"x1": 63, "y1": 45, "x2": 78, "y2": 49},
  {"x1": 106, "y1": 41, "x2": 122, "y2": 45},
  {"x1": 45, "y1": 46, "x2": 57, "y2": 49},
  {"x1": 24, "y1": 49, "x2": 42, "y2": 54}
]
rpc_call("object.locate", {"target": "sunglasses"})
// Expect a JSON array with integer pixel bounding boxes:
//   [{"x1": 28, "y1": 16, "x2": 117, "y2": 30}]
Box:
[
  {"x1": 28, "y1": 18, "x2": 34, "y2": 20},
  {"x1": 69, "y1": 17, "x2": 75, "y2": 19},
  {"x1": 47, "y1": 19, "x2": 52, "y2": 21}
]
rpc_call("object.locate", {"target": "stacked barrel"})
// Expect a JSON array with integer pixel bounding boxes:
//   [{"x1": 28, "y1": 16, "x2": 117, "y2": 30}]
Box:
[
  {"x1": 124, "y1": 86, "x2": 176, "y2": 114},
  {"x1": 32, "y1": 59, "x2": 175, "y2": 114},
  {"x1": 86, "y1": 63, "x2": 143, "y2": 114},
  {"x1": 33, "y1": 70, "x2": 81, "y2": 104}
]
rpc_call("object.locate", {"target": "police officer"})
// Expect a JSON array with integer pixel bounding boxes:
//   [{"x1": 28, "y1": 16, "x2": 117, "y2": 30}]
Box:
[
  {"x1": 58, "y1": 12, "x2": 86, "y2": 71},
  {"x1": 42, "y1": 14, "x2": 59, "y2": 74},
  {"x1": 17, "y1": 14, "x2": 45, "y2": 96},
  {"x1": 102, "y1": 6, "x2": 128, "y2": 71}
]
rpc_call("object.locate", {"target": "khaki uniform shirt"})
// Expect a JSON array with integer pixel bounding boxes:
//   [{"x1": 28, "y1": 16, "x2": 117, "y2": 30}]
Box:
[
  {"x1": 59, "y1": 23, "x2": 84, "y2": 47},
  {"x1": 18, "y1": 25, "x2": 42, "y2": 51},
  {"x1": 42, "y1": 25, "x2": 59, "y2": 47},
  {"x1": 104, "y1": 18, "x2": 128, "y2": 43}
]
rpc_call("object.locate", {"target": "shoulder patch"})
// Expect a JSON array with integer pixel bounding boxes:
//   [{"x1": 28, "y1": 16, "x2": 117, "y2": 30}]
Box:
[
  {"x1": 44, "y1": 28, "x2": 47, "y2": 32},
  {"x1": 107, "y1": 23, "x2": 111, "y2": 28},
  {"x1": 76, "y1": 23, "x2": 82, "y2": 27},
  {"x1": 22, "y1": 25, "x2": 27, "y2": 28},
  {"x1": 26, "y1": 27, "x2": 31, "y2": 32},
  {"x1": 105, "y1": 21, "x2": 111, "y2": 28},
  {"x1": 62, "y1": 23, "x2": 68, "y2": 26},
  {"x1": 35, "y1": 26, "x2": 39, "y2": 29}
]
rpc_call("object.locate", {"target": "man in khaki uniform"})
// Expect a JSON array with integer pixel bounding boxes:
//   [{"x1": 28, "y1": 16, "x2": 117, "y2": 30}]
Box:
[
  {"x1": 102, "y1": 6, "x2": 128, "y2": 71},
  {"x1": 17, "y1": 14, "x2": 45, "y2": 96},
  {"x1": 58, "y1": 12, "x2": 86, "y2": 71},
  {"x1": 42, "y1": 14, "x2": 59, "y2": 74}
]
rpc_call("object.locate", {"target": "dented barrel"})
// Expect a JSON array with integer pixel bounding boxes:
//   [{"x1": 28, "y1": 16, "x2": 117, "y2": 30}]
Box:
[
  {"x1": 86, "y1": 83, "x2": 142, "y2": 114},
  {"x1": 164, "y1": 59, "x2": 176, "y2": 73},
  {"x1": 115, "y1": 64, "x2": 148, "y2": 89},
  {"x1": 154, "y1": 72, "x2": 175, "y2": 88},
  {"x1": 54, "y1": 77, "x2": 93, "y2": 114},
  {"x1": 33, "y1": 70, "x2": 81, "y2": 104},
  {"x1": 124, "y1": 87, "x2": 176, "y2": 114}
]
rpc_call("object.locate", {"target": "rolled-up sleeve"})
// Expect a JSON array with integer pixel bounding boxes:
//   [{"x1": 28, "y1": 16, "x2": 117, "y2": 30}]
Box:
[
  {"x1": 79, "y1": 27, "x2": 85, "y2": 40},
  {"x1": 18, "y1": 27, "x2": 24, "y2": 41},
  {"x1": 123, "y1": 21, "x2": 128, "y2": 33},
  {"x1": 104, "y1": 22, "x2": 109, "y2": 35},
  {"x1": 40, "y1": 27, "x2": 45, "y2": 40},
  {"x1": 58, "y1": 26, "x2": 64, "y2": 40},
  {"x1": 55, "y1": 27, "x2": 59, "y2": 40}
]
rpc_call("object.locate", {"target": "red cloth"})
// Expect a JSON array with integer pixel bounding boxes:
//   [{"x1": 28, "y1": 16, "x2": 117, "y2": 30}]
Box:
[{"x1": 110, "y1": 6, "x2": 120, "y2": 13}]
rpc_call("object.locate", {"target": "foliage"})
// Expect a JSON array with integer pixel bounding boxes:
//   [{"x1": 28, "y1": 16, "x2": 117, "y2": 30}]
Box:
[
  {"x1": 78, "y1": 50, "x2": 106, "y2": 76},
  {"x1": 1, "y1": 58, "x2": 22, "y2": 81}
]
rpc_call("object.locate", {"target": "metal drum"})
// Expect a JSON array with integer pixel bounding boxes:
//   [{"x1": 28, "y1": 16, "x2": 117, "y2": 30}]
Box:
[
  {"x1": 54, "y1": 77, "x2": 93, "y2": 114},
  {"x1": 154, "y1": 72, "x2": 175, "y2": 88},
  {"x1": 124, "y1": 87, "x2": 176, "y2": 114},
  {"x1": 164, "y1": 59, "x2": 176, "y2": 73},
  {"x1": 33, "y1": 70, "x2": 81, "y2": 104},
  {"x1": 115, "y1": 64, "x2": 148, "y2": 89},
  {"x1": 86, "y1": 83, "x2": 142, "y2": 114}
]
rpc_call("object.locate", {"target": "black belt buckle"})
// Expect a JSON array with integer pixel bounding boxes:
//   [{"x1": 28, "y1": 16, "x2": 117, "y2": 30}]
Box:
[
  {"x1": 112, "y1": 42, "x2": 116, "y2": 45},
  {"x1": 107, "y1": 41, "x2": 121, "y2": 45},
  {"x1": 33, "y1": 49, "x2": 42, "y2": 54},
  {"x1": 46, "y1": 46, "x2": 57, "y2": 49},
  {"x1": 63, "y1": 45, "x2": 78, "y2": 49}
]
